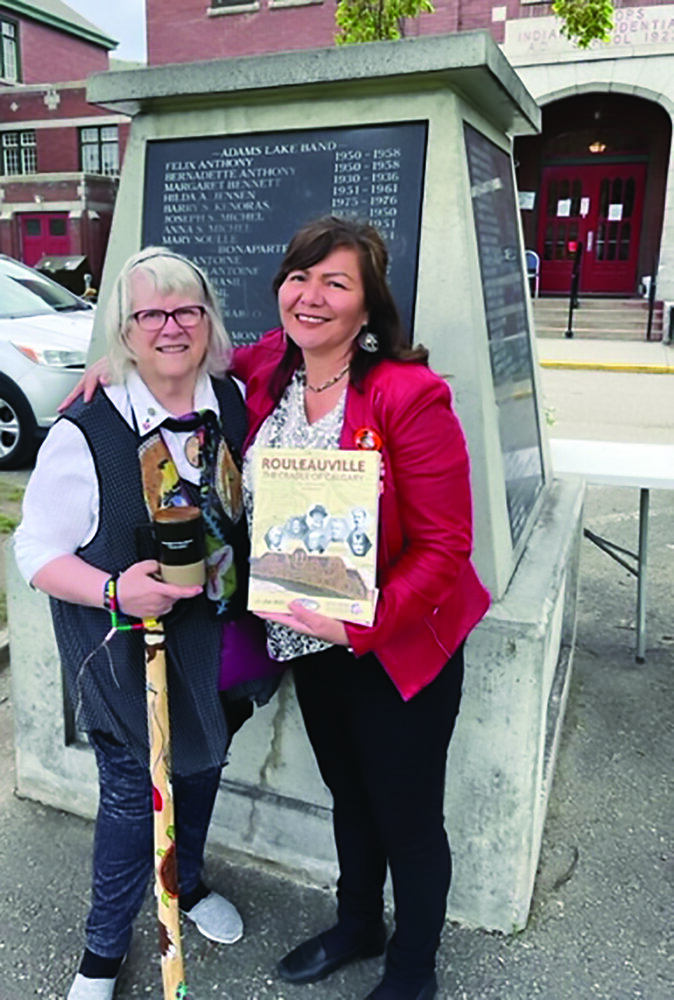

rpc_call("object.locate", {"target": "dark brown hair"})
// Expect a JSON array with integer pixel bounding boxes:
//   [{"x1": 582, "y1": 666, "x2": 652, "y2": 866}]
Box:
[{"x1": 270, "y1": 215, "x2": 428, "y2": 400}]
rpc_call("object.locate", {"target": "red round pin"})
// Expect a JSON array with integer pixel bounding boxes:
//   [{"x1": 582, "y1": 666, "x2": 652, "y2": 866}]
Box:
[{"x1": 354, "y1": 427, "x2": 382, "y2": 451}]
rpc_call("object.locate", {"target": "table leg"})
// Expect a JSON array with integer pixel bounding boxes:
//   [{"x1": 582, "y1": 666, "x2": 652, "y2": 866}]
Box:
[{"x1": 635, "y1": 488, "x2": 649, "y2": 664}]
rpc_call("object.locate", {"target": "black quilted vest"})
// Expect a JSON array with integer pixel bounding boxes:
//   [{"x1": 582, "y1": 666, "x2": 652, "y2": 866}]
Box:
[{"x1": 50, "y1": 376, "x2": 248, "y2": 775}]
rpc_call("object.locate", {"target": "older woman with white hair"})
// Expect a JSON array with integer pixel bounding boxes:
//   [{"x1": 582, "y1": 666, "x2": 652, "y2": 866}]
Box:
[{"x1": 14, "y1": 247, "x2": 271, "y2": 1000}]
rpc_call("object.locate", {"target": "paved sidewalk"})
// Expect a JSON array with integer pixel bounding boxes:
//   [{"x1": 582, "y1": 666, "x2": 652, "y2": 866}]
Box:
[
  {"x1": 537, "y1": 335, "x2": 674, "y2": 374},
  {"x1": 0, "y1": 480, "x2": 672, "y2": 999}
]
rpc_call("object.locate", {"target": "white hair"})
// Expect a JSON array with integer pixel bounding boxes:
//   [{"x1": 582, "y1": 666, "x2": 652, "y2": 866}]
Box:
[{"x1": 104, "y1": 247, "x2": 232, "y2": 382}]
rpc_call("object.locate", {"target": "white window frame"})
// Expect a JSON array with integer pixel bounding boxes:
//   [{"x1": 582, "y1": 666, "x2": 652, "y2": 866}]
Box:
[
  {"x1": 1, "y1": 130, "x2": 36, "y2": 175},
  {"x1": 1, "y1": 18, "x2": 19, "y2": 83},
  {"x1": 80, "y1": 125, "x2": 119, "y2": 176}
]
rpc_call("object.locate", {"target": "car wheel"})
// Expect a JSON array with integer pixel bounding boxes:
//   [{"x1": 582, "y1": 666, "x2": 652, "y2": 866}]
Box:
[{"x1": 0, "y1": 376, "x2": 38, "y2": 469}]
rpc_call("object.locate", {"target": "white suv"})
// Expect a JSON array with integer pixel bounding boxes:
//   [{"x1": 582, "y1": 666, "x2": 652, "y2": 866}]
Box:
[{"x1": 0, "y1": 255, "x2": 94, "y2": 468}]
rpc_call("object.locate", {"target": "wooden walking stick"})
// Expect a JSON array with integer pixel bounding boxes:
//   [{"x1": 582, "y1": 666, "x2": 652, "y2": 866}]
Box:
[{"x1": 144, "y1": 617, "x2": 191, "y2": 1000}]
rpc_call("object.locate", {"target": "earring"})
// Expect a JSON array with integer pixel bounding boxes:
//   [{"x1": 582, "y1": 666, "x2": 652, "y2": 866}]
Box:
[{"x1": 357, "y1": 327, "x2": 379, "y2": 353}]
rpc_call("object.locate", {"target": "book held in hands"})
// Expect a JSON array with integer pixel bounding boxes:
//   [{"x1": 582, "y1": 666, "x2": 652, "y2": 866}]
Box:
[{"x1": 248, "y1": 447, "x2": 380, "y2": 625}]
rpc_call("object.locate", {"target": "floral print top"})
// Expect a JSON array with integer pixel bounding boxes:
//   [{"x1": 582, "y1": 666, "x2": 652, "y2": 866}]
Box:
[{"x1": 242, "y1": 368, "x2": 347, "y2": 661}]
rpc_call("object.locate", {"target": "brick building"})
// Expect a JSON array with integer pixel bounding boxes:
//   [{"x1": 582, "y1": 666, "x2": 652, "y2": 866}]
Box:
[
  {"x1": 0, "y1": 0, "x2": 131, "y2": 287},
  {"x1": 143, "y1": 0, "x2": 674, "y2": 301}
]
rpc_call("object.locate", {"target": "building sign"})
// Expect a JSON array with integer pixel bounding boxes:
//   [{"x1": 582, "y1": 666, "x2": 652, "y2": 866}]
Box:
[
  {"x1": 464, "y1": 123, "x2": 544, "y2": 547},
  {"x1": 143, "y1": 123, "x2": 428, "y2": 344},
  {"x1": 504, "y1": 6, "x2": 674, "y2": 62}
]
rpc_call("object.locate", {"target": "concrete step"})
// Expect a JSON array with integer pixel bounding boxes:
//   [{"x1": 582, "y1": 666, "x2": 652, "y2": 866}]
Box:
[
  {"x1": 535, "y1": 296, "x2": 656, "y2": 309},
  {"x1": 533, "y1": 306, "x2": 662, "y2": 319},
  {"x1": 532, "y1": 297, "x2": 663, "y2": 340}
]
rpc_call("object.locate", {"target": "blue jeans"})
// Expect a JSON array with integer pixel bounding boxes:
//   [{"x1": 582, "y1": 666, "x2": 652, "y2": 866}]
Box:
[{"x1": 86, "y1": 732, "x2": 222, "y2": 958}]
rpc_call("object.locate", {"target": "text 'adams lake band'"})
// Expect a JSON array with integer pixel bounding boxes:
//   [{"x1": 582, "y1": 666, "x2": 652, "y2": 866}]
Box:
[{"x1": 143, "y1": 124, "x2": 428, "y2": 343}]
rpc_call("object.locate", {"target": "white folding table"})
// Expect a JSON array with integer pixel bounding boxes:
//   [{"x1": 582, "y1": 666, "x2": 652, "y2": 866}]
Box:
[{"x1": 550, "y1": 438, "x2": 674, "y2": 663}]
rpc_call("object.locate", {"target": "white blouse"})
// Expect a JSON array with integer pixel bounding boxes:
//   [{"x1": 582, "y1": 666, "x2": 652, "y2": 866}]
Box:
[{"x1": 14, "y1": 370, "x2": 220, "y2": 584}]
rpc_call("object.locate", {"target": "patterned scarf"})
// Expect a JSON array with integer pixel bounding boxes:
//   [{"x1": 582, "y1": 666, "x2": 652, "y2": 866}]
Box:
[{"x1": 138, "y1": 410, "x2": 248, "y2": 619}]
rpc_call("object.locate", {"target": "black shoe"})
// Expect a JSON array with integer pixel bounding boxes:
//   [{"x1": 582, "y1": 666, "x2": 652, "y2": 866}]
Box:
[
  {"x1": 364, "y1": 972, "x2": 438, "y2": 1000},
  {"x1": 278, "y1": 924, "x2": 387, "y2": 985}
]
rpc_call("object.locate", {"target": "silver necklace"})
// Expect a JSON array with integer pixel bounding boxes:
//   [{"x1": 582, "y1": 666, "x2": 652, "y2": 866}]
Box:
[{"x1": 304, "y1": 363, "x2": 350, "y2": 394}]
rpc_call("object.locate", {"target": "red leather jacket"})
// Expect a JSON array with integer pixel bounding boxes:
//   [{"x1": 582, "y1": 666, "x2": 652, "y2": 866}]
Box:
[{"x1": 232, "y1": 329, "x2": 490, "y2": 700}]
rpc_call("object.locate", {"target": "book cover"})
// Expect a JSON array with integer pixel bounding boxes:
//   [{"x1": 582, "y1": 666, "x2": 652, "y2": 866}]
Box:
[{"x1": 248, "y1": 447, "x2": 381, "y2": 625}]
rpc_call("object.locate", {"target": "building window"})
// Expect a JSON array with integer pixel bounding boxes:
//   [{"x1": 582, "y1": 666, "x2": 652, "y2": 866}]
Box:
[
  {"x1": 209, "y1": 0, "x2": 259, "y2": 9},
  {"x1": 1, "y1": 18, "x2": 19, "y2": 82},
  {"x1": 80, "y1": 125, "x2": 119, "y2": 176},
  {"x1": 1, "y1": 131, "x2": 36, "y2": 175},
  {"x1": 268, "y1": 0, "x2": 322, "y2": 6}
]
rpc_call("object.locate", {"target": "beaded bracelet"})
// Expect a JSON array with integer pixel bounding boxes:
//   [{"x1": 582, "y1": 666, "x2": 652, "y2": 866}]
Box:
[
  {"x1": 102, "y1": 574, "x2": 118, "y2": 612},
  {"x1": 102, "y1": 573, "x2": 145, "y2": 632}
]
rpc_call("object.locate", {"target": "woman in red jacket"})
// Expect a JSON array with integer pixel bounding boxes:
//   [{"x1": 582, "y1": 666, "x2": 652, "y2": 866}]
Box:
[{"x1": 233, "y1": 216, "x2": 490, "y2": 1000}]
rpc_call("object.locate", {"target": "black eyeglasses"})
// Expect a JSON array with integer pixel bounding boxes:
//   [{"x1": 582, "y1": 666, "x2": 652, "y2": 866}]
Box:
[{"x1": 130, "y1": 305, "x2": 207, "y2": 332}]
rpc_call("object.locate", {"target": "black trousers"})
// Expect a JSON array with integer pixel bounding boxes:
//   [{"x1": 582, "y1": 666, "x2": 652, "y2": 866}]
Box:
[{"x1": 293, "y1": 642, "x2": 464, "y2": 988}]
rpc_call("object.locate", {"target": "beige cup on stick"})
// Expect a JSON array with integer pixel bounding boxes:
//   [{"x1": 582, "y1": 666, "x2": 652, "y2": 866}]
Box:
[{"x1": 153, "y1": 506, "x2": 206, "y2": 587}]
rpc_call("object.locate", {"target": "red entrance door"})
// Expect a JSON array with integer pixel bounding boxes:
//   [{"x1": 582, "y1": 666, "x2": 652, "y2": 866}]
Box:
[
  {"x1": 537, "y1": 163, "x2": 646, "y2": 294},
  {"x1": 20, "y1": 213, "x2": 70, "y2": 267}
]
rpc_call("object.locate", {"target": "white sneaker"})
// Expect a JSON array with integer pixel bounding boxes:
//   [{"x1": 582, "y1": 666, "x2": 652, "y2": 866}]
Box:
[
  {"x1": 182, "y1": 891, "x2": 243, "y2": 944},
  {"x1": 66, "y1": 972, "x2": 117, "y2": 1000}
]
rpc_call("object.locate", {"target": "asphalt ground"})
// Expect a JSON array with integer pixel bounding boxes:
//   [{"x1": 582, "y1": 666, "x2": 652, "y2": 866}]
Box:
[{"x1": 0, "y1": 337, "x2": 672, "y2": 999}]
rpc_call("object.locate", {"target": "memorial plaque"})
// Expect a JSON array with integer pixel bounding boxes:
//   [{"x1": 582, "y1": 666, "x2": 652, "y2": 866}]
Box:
[
  {"x1": 464, "y1": 123, "x2": 544, "y2": 546},
  {"x1": 143, "y1": 123, "x2": 428, "y2": 344}
]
